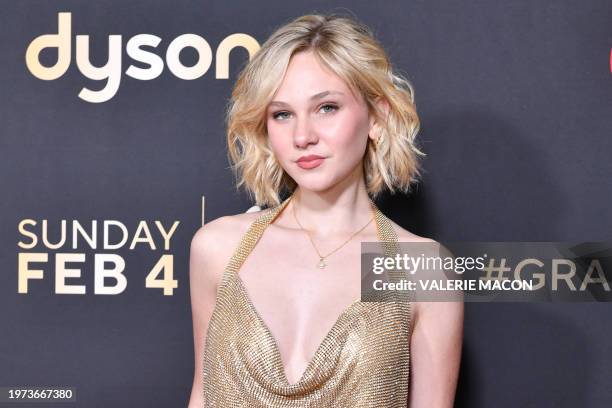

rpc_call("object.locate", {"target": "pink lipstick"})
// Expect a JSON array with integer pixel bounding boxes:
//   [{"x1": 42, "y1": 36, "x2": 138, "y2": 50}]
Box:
[{"x1": 296, "y1": 154, "x2": 325, "y2": 169}]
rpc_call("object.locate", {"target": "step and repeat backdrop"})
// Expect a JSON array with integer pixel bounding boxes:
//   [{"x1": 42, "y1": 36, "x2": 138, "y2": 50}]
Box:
[{"x1": 1, "y1": 1, "x2": 611, "y2": 407}]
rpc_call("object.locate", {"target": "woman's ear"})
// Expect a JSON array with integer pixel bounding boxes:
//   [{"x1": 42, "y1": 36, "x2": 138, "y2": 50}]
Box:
[
  {"x1": 377, "y1": 97, "x2": 391, "y2": 118},
  {"x1": 369, "y1": 97, "x2": 391, "y2": 138}
]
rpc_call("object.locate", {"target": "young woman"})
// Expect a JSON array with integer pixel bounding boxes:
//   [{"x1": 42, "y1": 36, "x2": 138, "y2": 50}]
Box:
[{"x1": 188, "y1": 13, "x2": 463, "y2": 407}]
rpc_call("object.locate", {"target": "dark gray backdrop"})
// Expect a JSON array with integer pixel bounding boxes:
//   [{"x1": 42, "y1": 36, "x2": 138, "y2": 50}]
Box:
[{"x1": 1, "y1": 1, "x2": 611, "y2": 407}]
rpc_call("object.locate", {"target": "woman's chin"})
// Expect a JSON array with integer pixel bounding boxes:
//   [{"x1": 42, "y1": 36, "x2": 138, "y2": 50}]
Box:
[{"x1": 293, "y1": 179, "x2": 338, "y2": 193}]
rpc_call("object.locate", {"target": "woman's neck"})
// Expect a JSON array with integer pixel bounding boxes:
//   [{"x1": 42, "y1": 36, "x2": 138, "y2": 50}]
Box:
[{"x1": 285, "y1": 182, "x2": 376, "y2": 239}]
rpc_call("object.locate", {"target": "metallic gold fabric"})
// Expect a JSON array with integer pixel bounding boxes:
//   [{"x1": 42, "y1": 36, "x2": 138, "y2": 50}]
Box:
[{"x1": 202, "y1": 194, "x2": 412, "y2": 407}]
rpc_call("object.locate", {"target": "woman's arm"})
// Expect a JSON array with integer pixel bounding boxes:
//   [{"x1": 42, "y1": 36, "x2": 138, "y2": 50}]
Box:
[
  {"x1": 408, "y1": 300, "x2": 464, "y2": 407},
  {"x1": 186, "y1": 221, "x2": 226, "y2": 408}
]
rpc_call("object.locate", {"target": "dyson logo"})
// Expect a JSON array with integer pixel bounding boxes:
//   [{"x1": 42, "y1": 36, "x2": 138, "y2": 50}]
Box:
[{"x1": 25, "y1": 12, "x2": 260, "y2": 103}]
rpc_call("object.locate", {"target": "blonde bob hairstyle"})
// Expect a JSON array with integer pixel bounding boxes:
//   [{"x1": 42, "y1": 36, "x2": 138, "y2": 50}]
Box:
[{"x1": 226, "y1": 13, "x2": 425, "y2": 208}]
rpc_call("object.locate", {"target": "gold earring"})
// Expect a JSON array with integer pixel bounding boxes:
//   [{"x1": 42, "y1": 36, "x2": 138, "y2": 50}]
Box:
[{"x1": 375, "y1": 135, "x2": 384, "y2": 148}]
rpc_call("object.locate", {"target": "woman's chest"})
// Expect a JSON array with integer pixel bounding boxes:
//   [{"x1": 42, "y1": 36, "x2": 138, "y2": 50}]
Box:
[{"x1": 234, "y1": 237, "x2": 368, "y2": 382}]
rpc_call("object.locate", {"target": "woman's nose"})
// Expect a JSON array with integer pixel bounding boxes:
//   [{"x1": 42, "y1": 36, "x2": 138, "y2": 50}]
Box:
[{"x1": 293, "y1": 117, "x2": 318, "y2": 148}]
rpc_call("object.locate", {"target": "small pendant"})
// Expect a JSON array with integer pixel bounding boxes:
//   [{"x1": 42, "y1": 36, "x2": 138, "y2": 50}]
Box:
[{"x1": 317, "y1": 258, "x2": 326, "y2": 269}]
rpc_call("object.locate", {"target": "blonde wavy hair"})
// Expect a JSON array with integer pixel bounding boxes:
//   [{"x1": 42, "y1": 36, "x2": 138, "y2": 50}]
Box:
[{"x1": 226, "y1": 13, "x2": 425, "y2": 207}]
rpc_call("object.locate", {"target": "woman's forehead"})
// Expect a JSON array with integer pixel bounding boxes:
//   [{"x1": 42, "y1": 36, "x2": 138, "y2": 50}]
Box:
[{"x1": 273, "y1": 58, "x2": 363, "y2": 105}]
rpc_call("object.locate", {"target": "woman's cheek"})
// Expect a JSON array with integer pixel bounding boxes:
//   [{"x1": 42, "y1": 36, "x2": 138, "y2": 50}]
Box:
[
  {"x1": 266, "y1": 129, "x2": 283, "y2": 155},
  {"x1": 269, "y1": 138, "x2": 293, "y2": 170}
]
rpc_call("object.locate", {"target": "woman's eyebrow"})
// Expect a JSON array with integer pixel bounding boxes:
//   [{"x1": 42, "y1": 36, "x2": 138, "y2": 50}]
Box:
[{"x1": 269, "y1": 90, "x2": 345, "y2": 107}]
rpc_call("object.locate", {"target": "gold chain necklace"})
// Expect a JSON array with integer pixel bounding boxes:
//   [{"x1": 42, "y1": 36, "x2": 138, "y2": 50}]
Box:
[{"x1": 291, "y1": 199, "x2": 375, "y2": 269}]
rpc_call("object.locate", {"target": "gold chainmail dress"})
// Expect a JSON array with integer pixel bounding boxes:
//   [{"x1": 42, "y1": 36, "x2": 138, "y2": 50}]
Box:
[{"x1": 202, "y1": 194, "x2": 412, "y2": 407}]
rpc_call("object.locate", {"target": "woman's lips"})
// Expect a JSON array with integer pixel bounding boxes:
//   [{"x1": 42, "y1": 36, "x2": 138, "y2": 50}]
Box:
[{"x1": 296, "y1": 157, "x2": 325, "y2": 169}]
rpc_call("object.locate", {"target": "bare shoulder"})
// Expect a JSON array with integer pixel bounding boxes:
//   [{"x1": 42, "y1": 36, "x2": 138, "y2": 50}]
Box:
[
  {"x1": 385, "y1": 217, "x2": 436, "y2": 244},
  {"x1": 189, "y1": 208, "x2": 268, "y2": 288},
  {"x1": 191, "y1": 209, "x2": 265, "y2": 250}
]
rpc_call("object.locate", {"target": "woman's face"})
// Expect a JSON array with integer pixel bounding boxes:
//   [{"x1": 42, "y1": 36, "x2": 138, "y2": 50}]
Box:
[{"x1": 265, "y1": 50, "x2": 375, "y2": 193}]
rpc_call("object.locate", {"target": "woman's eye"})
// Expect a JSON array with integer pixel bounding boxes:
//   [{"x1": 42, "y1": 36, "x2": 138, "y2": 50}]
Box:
[
  {"x1": 320, "y1": 104, "x2": 338, "y2": 114},
  {"x1": 272, "y1": 111, "x2": 290, "y2": 120},
  {"x1": 271, "y1": 104, "x2": 338, "y2": 121}
]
